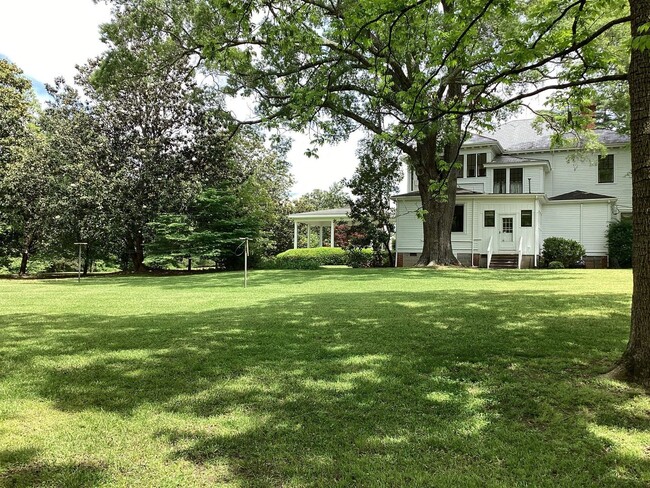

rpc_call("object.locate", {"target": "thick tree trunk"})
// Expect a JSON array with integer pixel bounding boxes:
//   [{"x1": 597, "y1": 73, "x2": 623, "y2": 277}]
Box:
[
  {"x1": 414, "y1": 135, "x2": 461, "y2": 266},
  {"x1": 610, "y1": 0, "x2": 650, "y2": 383},
  {"x1": 128, "y1": 233, "x2": 147, "y2": 272},
  {"x1": 82, "y1": 245, "x2": 90, "y2": 276},
  {"x1": 19, "y1": 251, "x2": 29, "y2": 275},
  {"x1": 18, "y1": 234, "x2": 34, "y2": 275}
]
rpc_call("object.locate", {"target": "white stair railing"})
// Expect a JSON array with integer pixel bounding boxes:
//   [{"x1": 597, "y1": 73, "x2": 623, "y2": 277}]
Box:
[
  {"x1": 517, "y1": 236, "x2": 524, "y2": 269},
  {"x1": 487, "y1": 236, "x2": 493, "y2": 269}
]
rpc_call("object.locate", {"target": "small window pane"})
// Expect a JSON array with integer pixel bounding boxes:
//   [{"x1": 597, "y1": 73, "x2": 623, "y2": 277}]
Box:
[
  {"x1": 478, "y1": 153, "x2": 487, "y2": 177},
  {"x1": 484, "y1": 210, "x2": 495, "y2": 227},
  {"x1": 494, "y1": 168, "x2": 507, "y2": 194},
  {"x1": 598, "y1": 155, "x2": 614, "y2": 183},
  {"x1": 510, "y1": 168, "x2": 523, "y2": 194},
  {"x1": 452, "y1": 205, "x2": 464, "y2": 232},
  {"x1": 467, "y1": 154, "x2": 477, "y2": 178},
  {"x1": 521, "y1": 210, "x2": 532, "y2": 227}
]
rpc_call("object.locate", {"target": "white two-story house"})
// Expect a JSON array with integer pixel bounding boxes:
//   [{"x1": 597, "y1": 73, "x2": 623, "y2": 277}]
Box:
[{"x1": 393, "y1": 119, "x2": 631, "y2": 268}]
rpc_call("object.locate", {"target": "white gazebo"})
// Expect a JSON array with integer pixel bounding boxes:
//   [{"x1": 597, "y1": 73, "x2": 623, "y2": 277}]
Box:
[{"x1": 287, "y1": 207, "x2": 352, "y2": 248}]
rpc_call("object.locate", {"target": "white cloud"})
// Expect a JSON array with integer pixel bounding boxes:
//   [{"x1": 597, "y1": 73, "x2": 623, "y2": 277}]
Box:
[
  {"x1": 287, "y1": 132, "x2": 360, "y2": 196},
  {"x1": 0, "y1": 0, "x2": 111, "y2": 85},
  {"x1": 0, "y1": 0, "x2": 361, "y2": 196}
]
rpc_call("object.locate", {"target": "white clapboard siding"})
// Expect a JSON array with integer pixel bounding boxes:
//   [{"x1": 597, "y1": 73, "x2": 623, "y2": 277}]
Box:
[
  {"x1": 395, "y1": 199, "x2": 424, "y2": 252},
  {"x1": 539, "y1": 148, "x2": 632, "y2": 208},
  {"x1": 580, "y1": 204, "x2": 611, "y2": 255},
  {"x1": 541, "y1": 202, "x2": 611, "y2": 255}
]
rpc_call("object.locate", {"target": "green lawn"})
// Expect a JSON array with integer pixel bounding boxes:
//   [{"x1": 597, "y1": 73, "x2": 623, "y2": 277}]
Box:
[{"x1": 0, "y1": 268, "x2": 648, "y2": 487}]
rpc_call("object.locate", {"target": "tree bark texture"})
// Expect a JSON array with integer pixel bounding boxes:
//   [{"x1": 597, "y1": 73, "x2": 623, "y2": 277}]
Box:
[
  {"x1": 127, "y1": 233, "x2": 147, "y2": 272},
  {"x1": 18, "y1": 234, "x2": 34, "y2": 275},
  {"x1": 414, "y1": 135, "x2": 461, "y2": 267},
  {"x1": 19, "y1": 251, "x2": 29, "y2": 276},
  {"x1": 615, "y1": 0, "x2": 650, "y2": 383}
]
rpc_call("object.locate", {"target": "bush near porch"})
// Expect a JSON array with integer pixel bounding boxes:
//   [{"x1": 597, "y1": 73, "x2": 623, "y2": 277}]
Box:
[
  {"x1": 542, "y1": 237, "x2": 586, "y2": 268},
  {"x1": 272, "y1": 247, "x2": 348, "y2": 269}
]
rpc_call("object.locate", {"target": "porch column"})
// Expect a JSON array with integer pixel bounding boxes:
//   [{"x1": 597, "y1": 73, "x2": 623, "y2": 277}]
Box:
[
  {"x1": 294, "y1": 221, "x2": 298, "y2": 249},
  {"x1": 319, "y1": 226, "x2": 323, "y2": 247},
  {"x1": 307, "y1": 225, "x2": 311, "y2": 248},
  {"x1": 330, "y1": 220, "x2": 335, "y2": 247}
]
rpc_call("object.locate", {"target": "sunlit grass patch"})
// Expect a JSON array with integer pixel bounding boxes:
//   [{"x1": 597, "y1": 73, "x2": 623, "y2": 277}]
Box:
[{"x1": 0, "y1": 268, "x2": 646, "y2": 486}]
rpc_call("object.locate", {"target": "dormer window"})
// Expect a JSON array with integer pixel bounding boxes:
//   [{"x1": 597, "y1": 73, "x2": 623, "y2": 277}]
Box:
[{"x1": 466, "y1": 153, "x2": 487, "y2": 178}]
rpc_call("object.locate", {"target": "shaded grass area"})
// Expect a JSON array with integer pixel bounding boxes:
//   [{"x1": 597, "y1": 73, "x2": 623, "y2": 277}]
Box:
[{"x1": 0, "y1": 268, "x2": 647, "y2": 487}]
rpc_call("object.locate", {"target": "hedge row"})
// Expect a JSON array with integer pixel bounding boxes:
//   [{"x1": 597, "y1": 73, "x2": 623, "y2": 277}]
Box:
[
  {"x1": 266, "y1": 247, "x2": 378, "y2": 269},
  {"x1": 272, "y1": 248, "x2": 347, "y2": 269}
]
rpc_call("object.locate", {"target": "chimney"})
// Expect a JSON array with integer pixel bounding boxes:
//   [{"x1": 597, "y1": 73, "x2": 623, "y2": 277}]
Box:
[{"x1": 584, "y1": 103, "x2": 596, "y2": 130}]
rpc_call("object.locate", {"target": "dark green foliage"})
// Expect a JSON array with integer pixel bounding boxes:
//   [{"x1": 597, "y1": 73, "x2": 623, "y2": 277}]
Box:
[
  {"x1": 0, "y1": 58, "x2": 36, "y2": 169},
  {"x1": 607, "y1": 219, "x2": 633, "y2": 268},
  {"x1": 345, "y1": 247, "x2": 374, "y2": 268},
  {"x1": 347, "y1": 136, "x2": 402, "y2": 267},
  {"x1": 272, "y1": 248, "x2": 347, "y2": 269},
  {"x1": 548, "y1": 261, "x2": 565, "y2": 269},
  {"x1": 542, "y1": 237, "x2": 586, "y2": 268}
]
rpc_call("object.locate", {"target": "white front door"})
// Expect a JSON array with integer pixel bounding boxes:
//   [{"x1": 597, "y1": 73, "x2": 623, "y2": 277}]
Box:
[{"x1": 499, "y1": 215, "x2": 516, "y2": 251}]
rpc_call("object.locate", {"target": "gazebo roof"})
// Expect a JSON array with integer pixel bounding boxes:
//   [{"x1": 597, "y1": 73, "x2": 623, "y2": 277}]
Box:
[{"x1": 288, "y1": 207, "x2": 351, "y2": 222}]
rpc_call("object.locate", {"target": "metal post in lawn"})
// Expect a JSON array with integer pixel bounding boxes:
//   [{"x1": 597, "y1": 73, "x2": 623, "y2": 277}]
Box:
[
  {"x1": 239, "y1": 237, "x2": 251, "y2": 288},
  {"x1": 74, "y1": 242, "x2": 87, "y2": 283}
]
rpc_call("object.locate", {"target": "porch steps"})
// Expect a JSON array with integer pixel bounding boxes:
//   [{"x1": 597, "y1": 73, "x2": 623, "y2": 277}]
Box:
[{"x1": 489, "y1": 254, "x2": 519, "y2": 269}]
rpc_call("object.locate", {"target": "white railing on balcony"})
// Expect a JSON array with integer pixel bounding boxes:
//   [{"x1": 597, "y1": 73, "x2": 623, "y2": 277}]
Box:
[
  {"x1": 517, "y1": 236, "x2": 524, "y2": 269},
  {"x1": 487, "y1": 236, "x2": 493, "y2": 269}
]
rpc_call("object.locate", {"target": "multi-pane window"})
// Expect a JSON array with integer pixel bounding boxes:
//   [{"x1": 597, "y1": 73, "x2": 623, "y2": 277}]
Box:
[
  {"x1": 484, "y1": 210, "x2": 495, "y2": 227},
  {"x1": 521, "y1": 210, "x2": 532, "y2": 227},
  {"x1": 510, "y1": 168, "x2": 523, "y2": 194},
  {"x1": 493, "y1": 168, "x2": 507, "y2": 194},
  {"x1": 452, "y1": 205, "x2": 464, "y2": 232},
  {"x1": 466, "y1": 153, "x2": 487, "y2": 178},
  {"x1": 598, "y1": 155, "x2": 614, "y2": 183}
]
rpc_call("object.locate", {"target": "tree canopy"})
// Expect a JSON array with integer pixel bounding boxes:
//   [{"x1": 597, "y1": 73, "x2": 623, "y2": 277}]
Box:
[{"x1": 96, "y1": 0, "x2": 630, "y2": 265}]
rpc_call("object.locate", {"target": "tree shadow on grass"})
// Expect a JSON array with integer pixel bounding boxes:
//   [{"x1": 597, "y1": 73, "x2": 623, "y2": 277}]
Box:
[
  {"x1": 1, "y1": 289, "x2": 647, "y2": 486},
  {"x1": 0, "y1": 448, "x2": 108, "y2": 487}
]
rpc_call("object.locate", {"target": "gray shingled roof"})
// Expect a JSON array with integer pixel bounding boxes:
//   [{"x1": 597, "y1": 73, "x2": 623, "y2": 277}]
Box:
[
  {"x1": 480, "y1": 119, "x2": 629, "y2": 152},
  {"x1": 464, "y1": 134, "x2": 501, "y2": 146},
  {"x1": 548, "y1": 190, "x2": 615, "y2": 201},
  {"x1": 490, "y1": 155, "x2": 549, "y2": 165}
]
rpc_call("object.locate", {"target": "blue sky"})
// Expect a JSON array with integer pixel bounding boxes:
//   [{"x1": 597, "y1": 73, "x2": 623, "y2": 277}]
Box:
[{"x1": 0, "y1": 53, "x2": 49, "y2": 100}]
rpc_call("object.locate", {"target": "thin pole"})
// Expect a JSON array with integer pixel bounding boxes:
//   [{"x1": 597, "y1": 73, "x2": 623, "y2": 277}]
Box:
[
  {"x1": 244, "y1": 238, "x2": 248, "y2": 288},
  {"x1": 74, "y1": 242, "x2": 87, "y2": 283}
]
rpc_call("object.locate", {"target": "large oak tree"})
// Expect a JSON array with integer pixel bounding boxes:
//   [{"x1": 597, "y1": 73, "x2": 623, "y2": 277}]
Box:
[
  {"x1": 609, "y1": 0, "x2": 650, "y2": 383},
  {"x1": 97, "y1": 0, "x2": 628, "y2": 265}
]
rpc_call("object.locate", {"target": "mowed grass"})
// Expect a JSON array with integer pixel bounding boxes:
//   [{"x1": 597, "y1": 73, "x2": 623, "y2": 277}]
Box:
[{"x1": 0, "y1": 268, "x2": 648, "y2": 487}]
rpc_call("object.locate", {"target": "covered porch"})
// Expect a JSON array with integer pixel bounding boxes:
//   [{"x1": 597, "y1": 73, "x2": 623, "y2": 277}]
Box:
[{"x1": 287, "y1": 207, "x2": 351, "y2": 248}]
